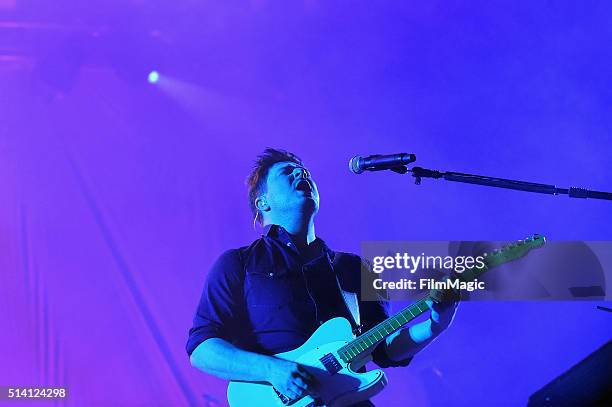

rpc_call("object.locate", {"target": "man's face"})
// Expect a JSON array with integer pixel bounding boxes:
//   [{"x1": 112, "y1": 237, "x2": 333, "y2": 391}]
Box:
[{"x1": 262, "y1": 161, "x2": 320, "y2": 218}]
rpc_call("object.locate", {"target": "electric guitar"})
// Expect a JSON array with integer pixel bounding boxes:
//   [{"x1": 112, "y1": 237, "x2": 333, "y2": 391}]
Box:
[{"x1": 227, "y1": 235, "x2": 546, "y2": 407}]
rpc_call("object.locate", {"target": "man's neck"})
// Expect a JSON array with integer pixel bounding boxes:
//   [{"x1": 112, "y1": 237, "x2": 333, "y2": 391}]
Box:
[{"x1": 267, "y1": 215, "x2": 316, "y2": 247}]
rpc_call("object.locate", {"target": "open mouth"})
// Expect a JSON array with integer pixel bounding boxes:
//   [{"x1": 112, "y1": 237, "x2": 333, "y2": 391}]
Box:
[{"x1": 295, "y1": 179, "x2": 312, "y2": 193}]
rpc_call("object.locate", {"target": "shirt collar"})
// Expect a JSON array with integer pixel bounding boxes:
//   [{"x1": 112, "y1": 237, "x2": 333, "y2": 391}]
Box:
[
  {"x1": 263, "y1": 223, "x2": 280, "y2": 238},
  {"x1": 263, "y1": 224, "x2": 333, "y2": 258}
]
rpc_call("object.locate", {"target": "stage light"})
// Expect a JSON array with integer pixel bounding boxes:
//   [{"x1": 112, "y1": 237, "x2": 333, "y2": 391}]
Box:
[{"x1": 148, "y1": 71, "x2": 159, "y2": 84}]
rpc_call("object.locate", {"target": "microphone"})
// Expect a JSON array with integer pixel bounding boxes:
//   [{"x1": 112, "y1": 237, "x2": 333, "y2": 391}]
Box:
[{"x1": 349, "y1": 153, "x2": 416, "y2": 174}]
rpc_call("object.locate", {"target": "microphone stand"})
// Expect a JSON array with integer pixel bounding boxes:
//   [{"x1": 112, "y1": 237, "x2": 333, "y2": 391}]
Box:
[{"x1": 387, "y1": 166, "x2": 612, "y2": 201}]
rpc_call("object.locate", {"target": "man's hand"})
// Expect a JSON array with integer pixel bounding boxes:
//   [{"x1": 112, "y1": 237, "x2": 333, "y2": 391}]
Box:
[
  {"x1": 385, "y1": 286, "x2": 460, "y2": 361},
  {"x1": 267, "y1": 359, "x2": 318, "y2": 401},
  {"x1": 426, "y1": 285, "x2": 460, "y2": 334}
]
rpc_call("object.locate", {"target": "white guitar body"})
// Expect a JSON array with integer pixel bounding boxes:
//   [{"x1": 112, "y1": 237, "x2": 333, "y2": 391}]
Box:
[{"x1": 227, "y1": 317, "x2": 387, "y2": 407}]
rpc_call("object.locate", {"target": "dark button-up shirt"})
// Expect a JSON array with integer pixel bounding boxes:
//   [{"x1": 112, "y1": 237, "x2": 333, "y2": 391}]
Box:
[{"x1": 186, "y1": 225, "x2": 411, "y2": 370}]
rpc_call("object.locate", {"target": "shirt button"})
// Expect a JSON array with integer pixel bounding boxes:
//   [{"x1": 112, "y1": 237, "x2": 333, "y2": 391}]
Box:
[
  {"x1": 318, "y1": 320, "x2": 324, "y2": 326},
  {"x1": 286, "y1": 242, "x2": 292, "y2": 247},
  {"x1": 268, "y1": 272, "x2": 274, "y2": 277}
]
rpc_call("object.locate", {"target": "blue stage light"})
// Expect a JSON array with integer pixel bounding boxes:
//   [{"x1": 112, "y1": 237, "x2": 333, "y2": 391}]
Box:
[{"x1": 147, "y1": 71, "x2": 159, "y2": 84}]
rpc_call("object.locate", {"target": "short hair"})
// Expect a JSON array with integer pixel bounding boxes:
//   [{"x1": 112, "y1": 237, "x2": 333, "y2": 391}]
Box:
[{"x1": 246, "y1": 148, "x2": 304, "y2": 224}]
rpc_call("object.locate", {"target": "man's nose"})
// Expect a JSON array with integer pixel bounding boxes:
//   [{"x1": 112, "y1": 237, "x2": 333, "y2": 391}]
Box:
[{"x1": 292, "y1": 167, "x2": 310, "y2": 179}]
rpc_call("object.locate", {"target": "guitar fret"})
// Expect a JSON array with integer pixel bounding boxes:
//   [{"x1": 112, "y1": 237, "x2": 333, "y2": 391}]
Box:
[{"x1": 343, "y1": 302, "x2": 430, "y2": 361}]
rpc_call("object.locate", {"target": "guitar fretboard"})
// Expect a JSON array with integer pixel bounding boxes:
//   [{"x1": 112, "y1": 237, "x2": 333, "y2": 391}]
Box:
[
  {"x1": 337, "y1": 262, "x2": 490, "y2": 363},
  {"x1": 337, "y1": 298, "x2": 431, "y2": 363},
  {"x1": 336, "y1": 234, "x2": 545, "y2": 363}
]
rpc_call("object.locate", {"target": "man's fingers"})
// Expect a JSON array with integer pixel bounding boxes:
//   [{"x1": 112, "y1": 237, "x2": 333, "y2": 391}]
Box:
[
  {"x1": 293, "y1": 377, "x2": 308, "y2": 391},
  {"x1": 284, "y1": 386, "x2": 300, "y2": 400},
  {"x1": 292, "y1": 378, "x2": 320, "y2": 399},
  {"x1": 293, "y1": 367, "x2": 320, "y2": 398},
  {"x1": 296, "y1": 365, "x2": 317, "y2": 384},
  {"x1": 429, "y1": 287, "x2": 460, "y2": 307},
  {"x1": 446, "y1": 286, "x2": 461, "y2": 302},
  {"x1": 287, "y1": 383, "x2": 306, "y2": 399}
]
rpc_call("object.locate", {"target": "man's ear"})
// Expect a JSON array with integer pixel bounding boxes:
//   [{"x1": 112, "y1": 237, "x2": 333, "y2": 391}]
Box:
[{"x1": 255, "y1": 196, "x2": 270, "y2": 212}]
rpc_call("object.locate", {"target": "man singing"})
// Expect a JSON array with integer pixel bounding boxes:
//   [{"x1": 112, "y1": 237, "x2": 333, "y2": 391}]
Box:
[{"x1": 187, "y1": 148, "x2": 458, "y2": 406}]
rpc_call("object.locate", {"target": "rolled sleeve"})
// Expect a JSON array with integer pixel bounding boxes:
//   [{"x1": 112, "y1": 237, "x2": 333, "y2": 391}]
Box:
[{"x1": 186, "y1": 249, "x2": 245, "y2": 356}]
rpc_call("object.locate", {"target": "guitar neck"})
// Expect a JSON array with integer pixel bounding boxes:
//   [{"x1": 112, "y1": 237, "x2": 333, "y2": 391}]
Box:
[
  {"x1": 337, "y1": 296, "x2": 431, "y2": 363},
  {"x1": 337, "y1": 233, "x2": 546, "y2": 364},
  {"x1": 337, "y1": 262, "x2": 491, "y2": 363}
]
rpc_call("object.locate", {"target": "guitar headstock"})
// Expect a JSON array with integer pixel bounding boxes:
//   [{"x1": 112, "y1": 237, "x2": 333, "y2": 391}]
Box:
[{"x1": 484, "y1": 234, "x2": 546, "y2": 267}]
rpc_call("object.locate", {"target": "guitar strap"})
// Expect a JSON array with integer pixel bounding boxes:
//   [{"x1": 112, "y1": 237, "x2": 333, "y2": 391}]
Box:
[
  {"x1": 330, "y1": 252, "x2": 361, "y2": 335},
  {"x1": 338, "y1": 281, "x2": 361, "y2": 335}
]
